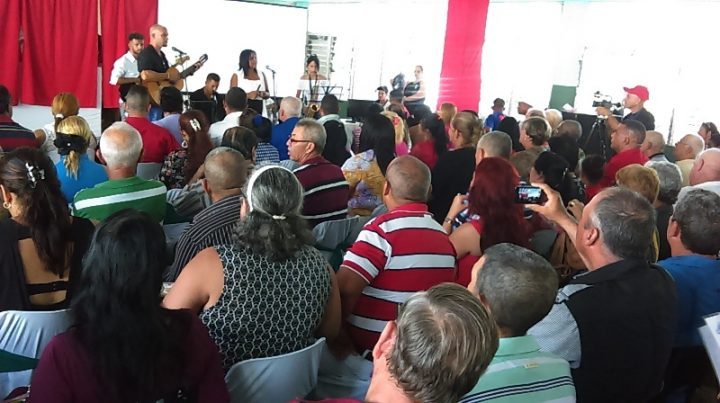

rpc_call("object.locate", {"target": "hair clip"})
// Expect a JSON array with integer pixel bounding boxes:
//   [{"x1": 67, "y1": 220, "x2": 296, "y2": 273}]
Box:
[
  {"x1": 271, "y1": 214, "x2": 286, "y2": 220},
  {"x1": 252, "y1": 114, "x2": 263, "y2": 127},
  {"x1": 54, "y1": 113, "x2": 65, "y2": 119},
  {"x1": 189, "y1": 118, "x2": 201, "y2": 132},
  {"x1": 25, "y1": 162, "x2": 45, "y2": 188}
]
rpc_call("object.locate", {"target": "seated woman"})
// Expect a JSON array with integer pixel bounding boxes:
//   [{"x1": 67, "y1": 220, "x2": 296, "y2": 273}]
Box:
[
  {"x1": 0, "y1": 148, "x2": 94, "y2": 311},
  {"x1": 443, "y1": 157, "x2": 530, "y2": 287},
  {"x1": 429, "y1": 111, "x2": 482, "y2": 223},
  {"x1": 160, "y1": 110, "x2": 213, "y2": 190},
  {"x1": 530, "y1": 151, "x2": 586, "y2": 206},
  {"x1": 54, "y1": 116, "x2": 108, "y2": 203},
  {"x1": 239, "y1": 109, "x2": 280, "y2": 164},
  {"x1": 381, "y1": 110, "x2": 410, "y2": 156},
  {"x1": 410, "y1": 113, "x2": 449, "y2": 170},
  {"x1": 29, "y1": 210, "x2": 229, "y2": 402},
  {"x1": 34, "y1": 92, "x2": 97, "y2": 164},
  {"x1": 163, "y1": 166, "x2": 340, "y2": 370},
  {"x1": 342, "y1": 113, "x2": 396, "y2": 216}
]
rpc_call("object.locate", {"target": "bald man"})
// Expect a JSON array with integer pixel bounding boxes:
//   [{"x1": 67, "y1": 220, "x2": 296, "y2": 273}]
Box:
[
  {"x1": 138, "y1": 24, "x2": 178, "y2": 121},
  {"x1": 642, "y1": 131, "x2": 668, "y2": 162},
  {"x1": 165, "y1": 147, "x2": 250, "y2": 281},
  {"x1": 317, "y1": 155, "x2": 457, "y2": 399},
  {"x1": 674, "y1": 133, "x2": 705, "y2": 186},
  {"x1": 675, "y1": 148, "x2": 720, "y2": 204}
]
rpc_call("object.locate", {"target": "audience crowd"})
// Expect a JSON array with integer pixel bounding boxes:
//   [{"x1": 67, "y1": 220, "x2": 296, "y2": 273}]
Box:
[{"x1": 1, "y1": 73, "x2": 720, "y2": 403}]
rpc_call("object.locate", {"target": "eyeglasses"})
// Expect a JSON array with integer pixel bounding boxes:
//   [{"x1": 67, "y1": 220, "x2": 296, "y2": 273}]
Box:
[{"x1": 289, "y1": 138, "x2": 312, "y2": 144}]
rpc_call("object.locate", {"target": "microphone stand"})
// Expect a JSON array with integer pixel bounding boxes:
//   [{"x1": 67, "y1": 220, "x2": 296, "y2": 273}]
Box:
[{"x1": 270, "y1": 69, "x2": 278, "y2": 124}]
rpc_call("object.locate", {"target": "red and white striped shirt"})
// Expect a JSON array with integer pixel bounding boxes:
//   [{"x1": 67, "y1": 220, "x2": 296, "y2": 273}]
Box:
[{"x1": 341, "y1": 203, "x2": 457, "y2": 352}]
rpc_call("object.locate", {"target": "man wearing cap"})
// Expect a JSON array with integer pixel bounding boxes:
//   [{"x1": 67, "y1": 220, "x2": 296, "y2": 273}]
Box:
[
  {"x1": 484, "y1": 98, "x2": 506, "y2": 132},
  {"x1": 375, "y1": 86, "x2": 389, "y2": 110},
  {"x1": 596, "y1": 85, "x2": 655, "y2": 131}
]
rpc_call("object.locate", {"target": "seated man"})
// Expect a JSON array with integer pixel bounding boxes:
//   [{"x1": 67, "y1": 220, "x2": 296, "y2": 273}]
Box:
[
  {"x1": 209, "y1": 87, "x2": 247, "y2": 146},
  {"x1": 526, "y1": 184, "x2": 677, "y2": 402},
  {"x1": 658, "y1": 189, "x2": 720, "y2": 398},
  {"x1": 73, "y1": 122, "x2": 167, "y2": 222},
  {"x1": 315, "y1": 155, "x2": 458, "y2": 399},
  {"x1": 462, "y1": 243, "x2": 575, "y2": 402},
  {"x1": 153, "y1": 86, "x2": 184, "y2": 145},
  {"x1": 678, "y1": 148, "x2": 720, "y2": 200},
  {"x1": 642, "y1": 130, "x2": 669, "y2": 162},
  {"x1": 164, "y1": 147, "x2": 250, "y2": 281},
  {"x1": 272, "y1": 96, "x2": 302, "y2": 160},
  {"x1": 674, "y1": 133, "x2": 705, "y2": 186},
  {"x1": 124, "y1": 85, "x2": 179, "y2": 163},
  {"x1": 0, "y1": 85, "x2": 37, "y2": 151},
  {"x1": 189, "y1": 73, "x2": 222, "y2": 124},
  {"x1": 289, "y1": 119, "x2": 350, "y2": 228}
]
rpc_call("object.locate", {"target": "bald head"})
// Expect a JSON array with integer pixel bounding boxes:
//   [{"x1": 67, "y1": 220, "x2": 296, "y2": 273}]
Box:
[
  {"x1": 204, "y1": 147, "x2": 250, "y2": 197},
  {"x1": 149, "y1": 24, "x2": 168, "y2": 48},
  {"x1": 642, "y1": 131, "x2": 666, "y2": 157},
  {"x1": 386, "y1": 155, "x2": 430, "y2": 203},
  {"x1": 675, "y1": 133, "x2": 705, "y2": 160},
  {"x1": 690, "y1": 148, "x2": 720, "y2": 185}
]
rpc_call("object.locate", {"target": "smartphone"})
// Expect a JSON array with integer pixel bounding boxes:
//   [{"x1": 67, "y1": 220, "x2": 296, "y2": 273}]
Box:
[{"x1": 515, "y1": 185, "x2": 545, "y2": 204}]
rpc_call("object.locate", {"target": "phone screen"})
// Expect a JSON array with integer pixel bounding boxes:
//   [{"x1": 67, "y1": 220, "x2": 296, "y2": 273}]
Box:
[{"x1": 515, "y1": 185, "x2": 545, "y2": 204}]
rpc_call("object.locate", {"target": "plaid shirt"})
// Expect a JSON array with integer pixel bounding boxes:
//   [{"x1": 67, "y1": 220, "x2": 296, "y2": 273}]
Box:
[{"x1": 256, "y1": 142, "x2": 280, "y2": 164}]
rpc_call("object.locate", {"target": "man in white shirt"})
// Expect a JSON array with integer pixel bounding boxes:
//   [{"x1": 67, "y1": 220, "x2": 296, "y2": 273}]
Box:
[
  {"x1": 109, "y1": 32, "x2": 144, "y2": 119},
  {"x1": 208, "y1": 87, "x2": 247, "y2": 146}
]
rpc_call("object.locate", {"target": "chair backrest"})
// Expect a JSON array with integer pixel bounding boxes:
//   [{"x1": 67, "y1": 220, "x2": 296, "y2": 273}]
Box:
[
  {"x1": 136, "y1": 162, "x2": 162, "y2": 180},
  {"x1": 225, "y1": 338, "x2": 326, "y2": 403},
  {"x1": 0, "y1": 309, "x2": 71, "y2": 398}
]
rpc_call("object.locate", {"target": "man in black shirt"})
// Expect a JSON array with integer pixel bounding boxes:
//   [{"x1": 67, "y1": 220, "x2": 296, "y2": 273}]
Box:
[
  {"x1": 596, "y1": 84, "x2": 655, "y2": 131},
  {"x1": 189, "y1": 73, "x2": 222, "y2": 124},
  {"x1": 138, "y1": 24, "x2": 179, "y2": 121}
]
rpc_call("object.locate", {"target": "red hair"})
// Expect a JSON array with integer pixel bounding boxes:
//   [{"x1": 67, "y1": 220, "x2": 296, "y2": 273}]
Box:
[
  {"x1": 179, "y1": 110, "x2": 213, "y2": 183},
  {"x1": 468, "y1": 157, "x2": 530, "y2": 250}
]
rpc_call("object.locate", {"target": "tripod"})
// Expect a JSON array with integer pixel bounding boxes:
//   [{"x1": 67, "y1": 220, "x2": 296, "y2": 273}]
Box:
[{"x1": 584, "y1": 117, "x2": 613, "y2": 162}]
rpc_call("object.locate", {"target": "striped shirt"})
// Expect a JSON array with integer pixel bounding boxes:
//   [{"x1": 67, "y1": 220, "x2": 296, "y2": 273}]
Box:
[
  {"x1": 294, "y1": 155, "x2": 350, "y2": 228},
  {"x1": 256, "y1": 142, "x2": 280, "y2": 164},
  {"x1": 0, "y1": 115, "x2": 37, "y2": 151},
  {"x1": 461, "y1": 335, "x2": 576, "y2": 403},
  {"x1": 164, "y1": 194, "x2": 241, "y2": 281},
  {"x1": 341, "y1": 203, "x2": 457, "y2": 352},
  {"x1": 73, "y1": 176, "x2": 167, "y2": 222}
]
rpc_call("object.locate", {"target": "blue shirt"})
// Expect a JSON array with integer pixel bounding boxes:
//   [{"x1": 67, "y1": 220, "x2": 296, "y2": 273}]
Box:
[
  {"x1": 154, "y1": 114, "x2": 183, "y2": 145},
  {"x1": 659, "y1": 255, "x2": 720, "y2": 347},
  {"x1": 271, "y1": 117, "x2": 300, "y2": 160},
  {"x1": 55, "y1": 154, "x2": 109, "y2": 203},
  {"x1": 484, "y1": 111, "x2": 505, "y2": 131}
]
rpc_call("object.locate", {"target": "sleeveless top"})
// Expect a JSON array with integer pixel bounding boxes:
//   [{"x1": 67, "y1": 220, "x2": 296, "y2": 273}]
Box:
[
  {"x1": 0, "y1": 217, "x2": 95, "y2": 312},
  {"x1": 456, "y1": 219, "x2": 483, "y2": 287},
  {"x1": 235, "y1": 70, "x2": 273, "y2": 118},
  {"x1": 199, "y1": 244, "x2": 331, "y2": 370}
]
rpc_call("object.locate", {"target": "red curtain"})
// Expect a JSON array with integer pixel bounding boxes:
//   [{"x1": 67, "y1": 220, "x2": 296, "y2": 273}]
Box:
[
  {"x1": 100, "y1": 0, "x2": 158, "y2": 108},
  {"x1": 0, "y1": 1, "x2": 23, "y2": 104},
  {"x1": 437, "y1": 0, "x2": 490, "y2": 112},
  {"x1": 21, "y1": 0, "x2": 99, "y2": 107}
]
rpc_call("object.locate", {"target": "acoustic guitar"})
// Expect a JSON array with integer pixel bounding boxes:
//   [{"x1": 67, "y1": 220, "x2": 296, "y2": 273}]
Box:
[{"x1": 144, "y1": 54, "x2": 208, "y2": 105}]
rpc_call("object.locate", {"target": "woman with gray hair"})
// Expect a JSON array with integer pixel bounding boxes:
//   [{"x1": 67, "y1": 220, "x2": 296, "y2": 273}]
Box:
[
  {"x1": 164, "y1": 165, "x2": 340, "y2": 370},
  {"x1": 646, "y1": 160, "x2": 683, "y2": 260}
]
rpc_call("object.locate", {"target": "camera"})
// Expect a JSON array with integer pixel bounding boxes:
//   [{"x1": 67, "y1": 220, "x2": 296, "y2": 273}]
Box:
[{"x1": 592, "y1": 91, "x2": 623, "y2": 114}]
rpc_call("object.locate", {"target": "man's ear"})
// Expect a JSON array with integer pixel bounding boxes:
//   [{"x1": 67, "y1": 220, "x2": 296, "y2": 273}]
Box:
[
  {"x1": 383, "y1": 180, "x2": 391, "y2": 196},
  {"x1": 137, "y1": 148, "x2": 144, "y2": 164},
  {"x1": 667, "y1": 217, "x2": 681, "y2": 241},
  {"x1": 96, "y1": 148, "x2": 106, "y2": 165},
  {"x1": 201, "y1": 178, "x2": 211, "y2": 195},
  {"x1": 585, "y1": 226, "x2": 601, "y2": 248},
  {"x1": 372, "y1": 320, "x2": 397, "y2": 361}
]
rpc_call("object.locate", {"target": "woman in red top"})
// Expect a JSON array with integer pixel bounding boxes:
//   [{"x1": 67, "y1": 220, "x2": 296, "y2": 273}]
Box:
[
  {"x1": 443, "y1": 157, "x2": 530, "y2": 286},
  {"x1": 410, "y1": 113, "x2": 448, "y2": 170}
]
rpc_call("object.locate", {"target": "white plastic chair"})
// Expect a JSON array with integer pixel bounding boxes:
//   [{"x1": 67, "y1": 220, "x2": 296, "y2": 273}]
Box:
[
  {"x1": 0, "y1": 309, "x2": 71, "y2": 398},
  {"x1": 136, "y1": 162, "x2": 162, "y2": 180},
  {"x1": 225, "y1": 338, "x2": 326, "y2": 403}
]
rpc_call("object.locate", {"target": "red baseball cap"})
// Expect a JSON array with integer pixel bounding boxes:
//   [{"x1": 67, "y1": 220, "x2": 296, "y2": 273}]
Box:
[{"x1": 623, "y1": 85, "x2": 649, "y2": 101}]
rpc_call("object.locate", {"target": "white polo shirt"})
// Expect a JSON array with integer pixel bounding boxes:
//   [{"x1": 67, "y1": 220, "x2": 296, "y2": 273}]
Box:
[{"x1": 109, "y1": 51, "x2": 139, "y2": 85}]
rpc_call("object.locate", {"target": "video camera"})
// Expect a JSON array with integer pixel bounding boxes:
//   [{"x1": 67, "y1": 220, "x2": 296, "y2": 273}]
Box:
[{"x1": 592, "y1": 91, "x2": 623, "y2": 114}]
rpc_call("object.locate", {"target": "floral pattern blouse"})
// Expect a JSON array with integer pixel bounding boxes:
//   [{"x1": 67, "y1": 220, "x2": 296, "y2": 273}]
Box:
[
  {"x1": 160, "y1": 149, "x2": 189, "y2": 190},
  {"x1": 341, "y1": 149, "x2": 385, "y2": 217}
]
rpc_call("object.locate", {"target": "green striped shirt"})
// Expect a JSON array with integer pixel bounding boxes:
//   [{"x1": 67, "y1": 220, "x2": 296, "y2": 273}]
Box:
[
  {"x1": 73, "y1": 176, "x2": 167, "y2": 222},
  {"x1": 461, "y1": 335, "x2": 576, "y2": 403}
]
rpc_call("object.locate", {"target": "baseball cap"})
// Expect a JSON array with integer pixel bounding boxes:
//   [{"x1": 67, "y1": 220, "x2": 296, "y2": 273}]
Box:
[{"x1": 623, "y1": 85, "x2": 649, "y2": 101}]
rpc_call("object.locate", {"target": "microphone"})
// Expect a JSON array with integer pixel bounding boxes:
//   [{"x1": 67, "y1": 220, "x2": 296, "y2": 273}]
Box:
[
  {"x1": 266, "y1": 65, "x2": 277, "y2": 74},
  {"x1": 172, "y1": 46, "x2": 187, "y2": 55}
]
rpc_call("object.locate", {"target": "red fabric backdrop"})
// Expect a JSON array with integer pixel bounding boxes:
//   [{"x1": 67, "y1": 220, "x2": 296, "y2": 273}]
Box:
[
  {"x1": 21, "y1": 0, "x2": 98, "y2": 107},
  {"x1": 437, "y1": 0, "x2": 490, "y2": 112},
  {"x1": 0, "y1": 1, "x2": 23, "y2": 104},
  {"x1": 100, "y1": 0, "x2": 158, "y2": 108}
]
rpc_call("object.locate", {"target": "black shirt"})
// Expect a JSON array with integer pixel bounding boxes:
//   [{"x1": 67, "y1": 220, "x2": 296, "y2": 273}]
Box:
[
  {"x1": 623, "y1": 107, "x2": 655, "y2": 130},
  {"x1": 189, "y1": 88, "x2": 223, "y2": 124},
  {"x1": 429, "y1": 147, "x2": 476, "y2": 223},
  {"x1": 137, "y1": 46, "x2": 169, "y2": 74}
]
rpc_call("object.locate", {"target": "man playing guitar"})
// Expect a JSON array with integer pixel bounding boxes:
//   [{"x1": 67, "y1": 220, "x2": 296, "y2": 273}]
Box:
[{"x1": 138, "y1": 24, "x2": 179, "y2": 121}]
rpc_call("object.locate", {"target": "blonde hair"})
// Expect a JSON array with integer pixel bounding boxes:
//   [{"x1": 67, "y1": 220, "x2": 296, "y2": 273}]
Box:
[
  {"x1": 452, "y1": 111, "x2": 483, "y2": 146},
  {"x1": 439, "y1": 102, "x2": 458, "y2": 126},
  {"x1": 51, "y1": 92, "x2": 80, "y2": 132},
  {"x1": 616, "y1": 164, "x2": 660, "y2": 203},
  {"x1": 56, "y1": 116, "x2": 92, "y2": 179},
  {"x1": 382, "y1": 111, "x2": 410, "y2": 147}
]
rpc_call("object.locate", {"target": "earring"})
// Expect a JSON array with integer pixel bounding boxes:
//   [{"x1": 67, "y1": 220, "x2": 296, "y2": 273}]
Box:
[
  {"x1": 2, "y1": 202, "x2": 10, "y2": 210},
  {"x1": 181, "y1": 140, "x2": 188, "y2": 149}
]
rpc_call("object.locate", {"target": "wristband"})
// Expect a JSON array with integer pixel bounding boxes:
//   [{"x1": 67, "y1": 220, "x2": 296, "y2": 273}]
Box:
[{"x1": 444, "y1": 216, "x2": 454, "y2": 224}]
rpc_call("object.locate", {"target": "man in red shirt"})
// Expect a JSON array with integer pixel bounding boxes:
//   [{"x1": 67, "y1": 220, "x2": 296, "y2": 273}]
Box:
[
  {"x1": 123, "y1": 85, "x2": 179, "y2": 163},
  {"x1": 315, "y1": 155, "x2": 457, "y2": 399},
  {"x1": 599, "y1": 120, "x2": 648, "y2": 188}
]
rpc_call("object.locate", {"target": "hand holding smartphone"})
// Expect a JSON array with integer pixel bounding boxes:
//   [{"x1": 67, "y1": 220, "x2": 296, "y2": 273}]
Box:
[{"x1": 515, "y1": 185, "x2": 547, "y2": 204}]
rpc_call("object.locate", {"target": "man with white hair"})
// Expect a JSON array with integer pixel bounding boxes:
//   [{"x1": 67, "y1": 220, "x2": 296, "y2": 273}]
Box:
[
  {"x1": 674, "y1": 133, "x2": 705, "y2": 186},
  {"x1": 271, "y1": 96, "x2": 302, "y2": 160},
  {"x1": 641, "y1": 130, "x2": 669, "y2": 162},
  {"x1": 73, "y1": 122, "x2": 167, "y2": 222},
  {"x1": 476, "y1": 130, "x2": 512, "y2": 165}
]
